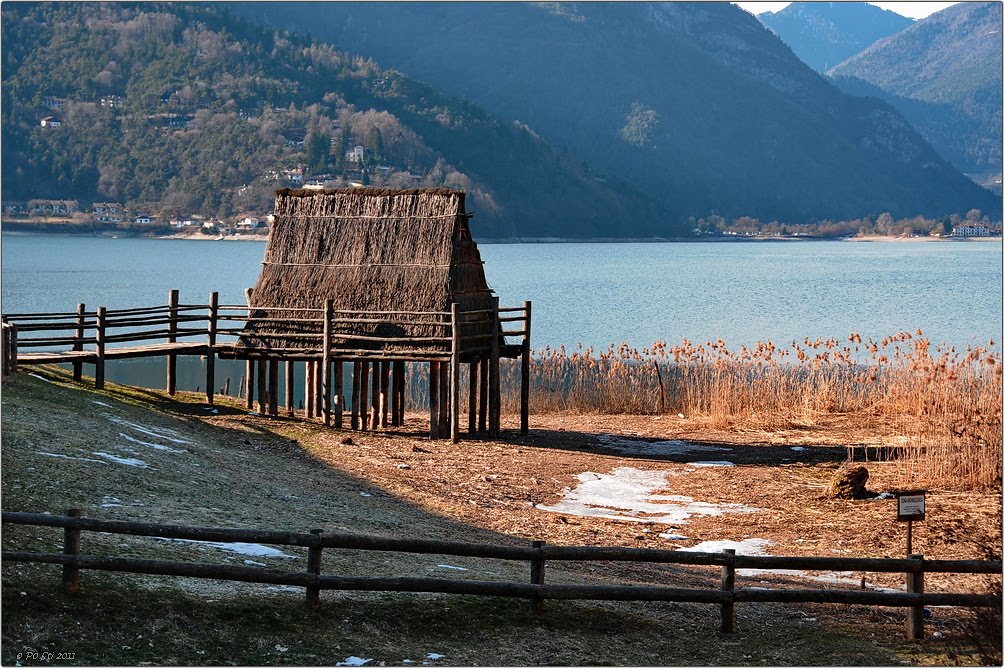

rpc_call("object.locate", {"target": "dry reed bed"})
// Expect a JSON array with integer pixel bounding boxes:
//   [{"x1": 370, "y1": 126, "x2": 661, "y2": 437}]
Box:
[{"x1": 496, "y1": 331, "x2": 1002, "y2": 491}]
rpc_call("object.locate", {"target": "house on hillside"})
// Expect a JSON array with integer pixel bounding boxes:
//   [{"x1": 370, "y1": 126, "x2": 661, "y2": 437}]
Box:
[
  {"x1": 44, "y1": 96, "x2": 66, "y2": 110},
  {"x1": 29, "y1": 200, "x2": 78, "y2": 216},
  {"x1": 40, "y1": 117, "x2": 62, "y2": 128},
  {"x1": 236, "y1": 216, "x2": 263, "y2": 230},
  {"x1": 99, "y1": 95, "x2": 123, "y2": 108},
  {"x1": 345, "y1": 145, "x2": 365, "y2": 164},
  {"x1": 951, "y1": 222, "x2": 991, "y2": 237},
  {"x1": 92, "y1": 202, "x2": 122, "y2": 223},
  {"x1": 134, "y1": 215, "x2": 153, "y2": 225}
]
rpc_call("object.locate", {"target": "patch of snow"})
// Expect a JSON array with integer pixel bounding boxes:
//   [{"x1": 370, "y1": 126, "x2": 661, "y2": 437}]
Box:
[
  {"x1": 359, "y1": 492, "x2": 372, "y2": 497},
  {"x1": 101, "y1": 495, "x2": 123, "y2": 507},
  {"x1": 92, "y1": 400, "x2": 111, "y2": 407},
  {"x1": 37, "y1": 451, "x2": 108, "y2": 465},
  {"x1": 119, "y1": 432, "x2": 184, "y2": 453},
  {"x1": 336, "y1": 657, "x2": 372, "y2": 667},
  {"x1": 426, "y1": 654, "x2": 445, "y2": 661},
  {"x1": 679, "y1": 538, "x2": 774, "y2": 556},
  {"x1": 536, "y1": 467, "x2": 758, "y2": 524},
  {"x1": 790, "y1": 446, "x2": 805, "y2": 452},
  {"x1": 435, "y1": 564, "x2": 469, "y2": 571},
  {"x1": 244, "y1": 560, "x2": 267, "y2": 567},
  {"x1": 266, "y1": 585, "x2": 300, "y2": 592},
  {"x1": 689, "y1": 461, "x2": 735, "y2": 467},
  {"x1": 93, "y1": 452, "x2": 149, "y2": 468},
  {"x1": 595, "y1": 435, "x2": 731, "y2": 457},
  {"x1": 103, "y1": 415, "x2": 191, "y2": 444},
  {"x1": 274, "y1": 645, "x2": 288, "y2": 653},
  {"x1": 155, "y1": 537, "x2": 297, "y2": 559},
  {"x1": 875, "y1": 492, "x2": 894, "y2": 500},
  {"x1": 658, "y1": 533, "x2": 688, "y2": 540},
  {"x1": 28, "y1": 373, "x2": 54, "y2": 383}
]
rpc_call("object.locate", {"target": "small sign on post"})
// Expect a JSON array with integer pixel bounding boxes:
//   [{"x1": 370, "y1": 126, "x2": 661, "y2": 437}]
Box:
[{"x1": 896, "y1": 490, "x2": 926, "y2": 556}]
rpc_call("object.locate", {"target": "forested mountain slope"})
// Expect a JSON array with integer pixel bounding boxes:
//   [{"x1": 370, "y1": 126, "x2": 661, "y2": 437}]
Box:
[
  {"x1": 232, "y1": 1, "x2": 998, "y2": 222},
  {"x1": 829, "y1": 1, "x2": 1002, "y2": 181},
  {"x1": 0, "y1": 2, "x2": 666, "y2": 238}
]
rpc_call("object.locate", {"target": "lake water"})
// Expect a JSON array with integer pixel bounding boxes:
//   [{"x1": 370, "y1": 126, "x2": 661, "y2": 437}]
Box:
[{"x1": 3, "y1": 234, "x2": 1001, "y2": 351}]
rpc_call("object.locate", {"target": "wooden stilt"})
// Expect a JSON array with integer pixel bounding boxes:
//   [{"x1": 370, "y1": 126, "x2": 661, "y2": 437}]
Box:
[
  {"x1": 305, "y1": 361, "x2": 315, "y2": 419},
  {"x1": 429, "y1": 361, "x2": 439, "y2": 439},
  {"x1": 351, "y1": 361, "x2": 361, "y2": 430},
  {"x1": 489, "y1": 296, "x2": 501, "y2": 437},
  {"x1": 468, "y1": 360, "x2": 479, "y2": 434},
  {"x1": 390, "y1": 361, "x2": 401, "y2": 427},
  {"x1": 314, "y1": 358, "x2": 323, "y2": 417},
  {"x1": 370, "y1": 360, "x2": 381, "y2": 429},
  {"x1": 333, "y1": 359, "x2": 344, "y2": 428},
  {"x1": 285, "y1": 361, "x2": 295, "y2": 416},
  {"x1": 450, "y1": 303, "x2": 461, "y2": 444},
  {"x1": 397, "y1": 361, "x2": 406, "y2": 425},
  {"x1": 245, "y1": 360, "x2": 255, "y2": 410},
  {"x1": 167, "y1": 289, "x2": 179, "y2": 395},
  {"x1": 268, "y1": 359, "x2": 279, "y2": 416},
  {"x1": 360, "y1": 361, "x2": 370, "y2": 430},
  {"x1": 439, "y1": 360, "x2": 449, "y2": 439},
  {"x1": 322, "y1": 299, "x2": 332, "y2": 427},
  {"x1": 479, "y1": 353, "x2": 489, "y2": 433},
  {"x1": 380, "y1": 361, "x2": 391, "y2": 428},
  {"x1": 257, "y1": 359, "x2": 267, "y2": 414}
]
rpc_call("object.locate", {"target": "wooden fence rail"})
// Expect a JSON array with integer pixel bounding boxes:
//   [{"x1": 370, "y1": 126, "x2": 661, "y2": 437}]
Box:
[{"x1": 2, "y1": 510, "x2": 998, "y2": 639}]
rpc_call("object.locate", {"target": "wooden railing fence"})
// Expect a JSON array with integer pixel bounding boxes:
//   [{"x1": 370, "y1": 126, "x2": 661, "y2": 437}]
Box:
[
  {"x1": 1, "y1": 293, "x2": 532, "y2": 441},
  {"x1": 3, "y1": 510, "x2": 999, "y2": 640}
]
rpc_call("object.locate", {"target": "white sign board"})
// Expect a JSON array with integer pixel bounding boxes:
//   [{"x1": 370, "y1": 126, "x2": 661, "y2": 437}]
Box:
[{"x1": 897, "y1": 492, "x2": 926, "y2": 521}]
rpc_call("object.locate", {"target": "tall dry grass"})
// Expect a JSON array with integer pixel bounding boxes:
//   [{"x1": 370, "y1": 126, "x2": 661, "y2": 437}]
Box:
[{"x1": 497, "y1": 331, "x2": 1002, "y2": 490}]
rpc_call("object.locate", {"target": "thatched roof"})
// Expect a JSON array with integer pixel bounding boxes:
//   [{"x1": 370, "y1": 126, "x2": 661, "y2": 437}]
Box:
[{"x1": 239, "y1": 188, "x2": 495, "y2": 354}]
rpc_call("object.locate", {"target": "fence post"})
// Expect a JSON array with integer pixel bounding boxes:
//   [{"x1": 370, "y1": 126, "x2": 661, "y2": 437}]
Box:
[
  {"x1": 531, "y1": 540, "x2": 545, "y2": 615},
  {"x1": 95, "y1": 307, "x2": 106, "y2": 389},
  {"x1": 1, "y1": 321, "x2": 15, "y2": 376},
  {"x1": 206, "y1": 292, "x2": 218, "y2": 406},
  {"x1": 450, "y1": 303, "x2": 461, "y2": 444},
  {"x1": 907, "y1": 554, "x2": 925, "y2": 640},
  {"x1": 306, "y1": 529, "x2": 324, "y2": 608},
  {"x1": 167, "y1": 289, "x2": 179, "y2": 395},
  {"x1": 489, "y1": 297, "x2": 501, "y2": 438},
  {"x1": 73, "y1": 303, "x2": 86, "y2": 382},
  {"x1": 520, "y1": 300, "x2": 532, "y2": 434},
  {"x1": 720, "y1": 548, "x2": 736, "y2": 633},
  {"x1": 62, "y1": 508, "x2": 83, "y2": 594}
]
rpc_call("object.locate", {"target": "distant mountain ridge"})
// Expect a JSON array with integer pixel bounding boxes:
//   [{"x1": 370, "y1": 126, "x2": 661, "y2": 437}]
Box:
[
  {"x1": 757, "y1": 2, "x2": 913, "y2": 72},
  {"x1": 231, "y1": 1, "x2": 998, "y2": 222},
  {"x1": 828, "y1": 1, "x2": 1002, "y2": 181}
]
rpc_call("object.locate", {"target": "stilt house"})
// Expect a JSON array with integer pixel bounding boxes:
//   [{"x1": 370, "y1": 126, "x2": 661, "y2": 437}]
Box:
[{"x1": 236, "y1": 188, "x2": 531, "y2": 440}]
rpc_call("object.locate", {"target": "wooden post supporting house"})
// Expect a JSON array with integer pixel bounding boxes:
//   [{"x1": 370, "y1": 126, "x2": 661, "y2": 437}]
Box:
[
  {"x1": 380, "y1": 361, "x2": 391, "y2": 428},
  {"x1": 257, "y1": 359, "x2": 267, "y2": 414},
  {"x1": 245, "y1": 360, "x2": 255, "y2": 410},
  {"x1": 351, "y1": 361, "x2": 361, "y2": 430},
  {"x1": 305, "y1": 362, "x2": 315, "y2": 419},
  {"x1": 429, "y1": 361, "x2": 439, "y2": 439},
  {"x1": 359, "y1": 361, "x2": 370, "y2": 430},
  {"x1": 371, "y1": 361, "x2": 382, "y2": 430},
  {"x1": 489, "y1": 297, "x2": 501, "y2": 437},
  {"x1": 468, "y1": 359, "x2": 479, "y2": 434},
  {"x1": 285, "y1": 361, "x2": 295, "y2": 416},
  {"x1": 479, "y1": 352, "x2": 489, "y2": 433},
  {"x1": 167, "y1": 289, "x2": 179, "y2": 395},
  {"x1": 333, "y1": 359, "x2": 344, "y2": 428},
  {"x1": 450, "y1": 303, "x2": 461, "y2": 443},
  {"x1": 206, "y1": 292, "x2": 218, "y2": 406},
  {"x1": 322, "y1": 299, "x2": 333, "y2": 427},
  {"x1": 314, "y1": 358, "x2": 323, "y2": 417},
  {"x1": 390, "y1": 361, "x2": 402, "y2": 427},
  {"x1": 268, "y1": 359, "x2": 279, "y2": 416},
  {"x1": 438, "y1": 361, "x2": 449, "y2": 438}
]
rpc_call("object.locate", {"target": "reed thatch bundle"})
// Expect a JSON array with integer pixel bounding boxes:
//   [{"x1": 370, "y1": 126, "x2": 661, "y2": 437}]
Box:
[{"x1": 239, "y1": 188, "x2": 496, "y2": 354}]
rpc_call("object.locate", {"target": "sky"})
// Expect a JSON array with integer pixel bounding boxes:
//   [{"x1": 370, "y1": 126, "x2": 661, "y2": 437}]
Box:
[{"x1": 732, "y1": 2, "x2": 959, "y2": 19}]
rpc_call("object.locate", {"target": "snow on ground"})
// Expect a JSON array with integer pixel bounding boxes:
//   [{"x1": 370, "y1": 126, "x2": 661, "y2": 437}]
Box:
[
  {"x1": 434, "y1": 564, "x2": 469, "y2": 571},
  {"x1": 118, "y1": 432, "x2": 184, "y2": 453},
  {"x1": 101, "y1": 495, "x2": 123, "y2": 507},
  {"x1": 93, "y1": 451, "x2": 150, "y2": 468},
  {"x1": 335, "y1": 657, "x2": 372, "y2": 666},
  {"x1": 103, "y1": 414, "x2": 191, "y2": 444},
  {"x1": 426, "y1": 654, "x2": 446, "y2": 661},
  {"x1": 595, "y1": 435, "x2": 731, "y2": 457},
  {"x1": 659, "y1": 533, "x2": 688, "y2": 540},
  {"x1": 37, "y1": 451, "x2": 109, "y2": 464},
  {"x1": 790, "y1": 446, "x2": 805, "y2": 452},
  {"x1": 155, "y1": 537, "x2": 298, "y2": 559},
  {"x1": 537, "y1": 467, "x2": 758, "y2": 524},
  {"x1": 687, "y1": 461, "x2": 735, "y2": 468}
]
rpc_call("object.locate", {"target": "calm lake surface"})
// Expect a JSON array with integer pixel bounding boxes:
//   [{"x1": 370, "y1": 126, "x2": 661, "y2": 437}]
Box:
[{"x1": 3, "y1": 234, "x2": 1001, "y2": 351}]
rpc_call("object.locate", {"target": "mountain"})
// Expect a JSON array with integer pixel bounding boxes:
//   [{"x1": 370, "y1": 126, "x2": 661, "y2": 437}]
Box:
[
  {"x1": 0, "y1": 2, "x2": 666, "y2": 238},
  {"x1": 757, "y1": 2, "x2": 913, "y2": 73},
  {"x1": 231, "y1": 1, "x2": 998, "y2": 223},
  {"x1": 829, "y1": 2, "x2": 1002, "y2": 183}
]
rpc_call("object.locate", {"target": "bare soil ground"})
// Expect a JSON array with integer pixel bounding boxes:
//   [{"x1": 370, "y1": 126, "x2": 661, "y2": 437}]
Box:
[{"x1": 2, "y1": 368, "x2": 1000, "y2": 666}]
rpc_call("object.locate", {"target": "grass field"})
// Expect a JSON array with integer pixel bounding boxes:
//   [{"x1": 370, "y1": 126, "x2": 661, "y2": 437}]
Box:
[{"x1": 1, "y1": 365, "x2": 1000, "y2": 666}]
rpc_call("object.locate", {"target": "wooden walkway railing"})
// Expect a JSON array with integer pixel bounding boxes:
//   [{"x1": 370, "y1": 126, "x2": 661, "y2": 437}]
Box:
[
  {"x1": 3, "y1": 510, "x2": 999, "y2": 640},
  {"x1": 1, "y1": 292, "x2": 532, "y2": 441}
]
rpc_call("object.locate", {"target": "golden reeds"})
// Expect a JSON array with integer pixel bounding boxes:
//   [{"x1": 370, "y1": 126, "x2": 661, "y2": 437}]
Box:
[{"x1": 496, "y1": 332, "x2": 1002, "y2": 490}]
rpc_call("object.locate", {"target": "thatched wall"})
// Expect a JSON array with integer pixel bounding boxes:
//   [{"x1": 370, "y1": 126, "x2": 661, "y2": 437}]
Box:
[{"x1": 239, "y1": 188, "x2": 496, "y2": 353}]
